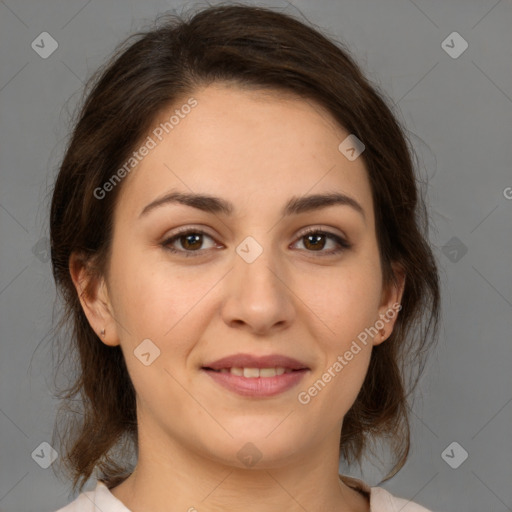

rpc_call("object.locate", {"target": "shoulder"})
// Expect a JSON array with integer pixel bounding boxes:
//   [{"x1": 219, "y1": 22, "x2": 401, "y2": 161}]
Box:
[
  {"x1": 53, "y1": 488, "x2": 96, "y2": 512},
  {"x1": 53, "y1": 481, "x2": 130, "y2": 512},
  {"x1": 340, "y1": 474, "x2": 434, "y2": 512},
  {"x1": 370, "y1": 485, "x2": 434, "y2": 511}
]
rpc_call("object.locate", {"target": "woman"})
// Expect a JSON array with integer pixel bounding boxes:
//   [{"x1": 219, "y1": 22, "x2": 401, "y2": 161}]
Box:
[{"x1": 50, "y1": 4, "x2": 440, "y2": 511}]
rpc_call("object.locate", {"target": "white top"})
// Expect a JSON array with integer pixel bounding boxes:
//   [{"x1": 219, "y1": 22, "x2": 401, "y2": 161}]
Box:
[{"x1": 54, "y1": 476, "x2": 434, "y2": 511}]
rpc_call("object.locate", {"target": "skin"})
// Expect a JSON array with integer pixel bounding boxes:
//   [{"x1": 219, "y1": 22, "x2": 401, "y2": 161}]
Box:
[{"x1": 71, "y1": 82, "x2": 405, "y2": 512}]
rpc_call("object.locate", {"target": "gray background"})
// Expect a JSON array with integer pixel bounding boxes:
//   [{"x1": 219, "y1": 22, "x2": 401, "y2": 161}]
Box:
[{"x1": 0, "y1": 0, "x2": 511, "y2": 511}]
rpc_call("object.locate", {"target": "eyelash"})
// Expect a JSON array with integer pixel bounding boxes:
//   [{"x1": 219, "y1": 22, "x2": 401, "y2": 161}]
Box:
[{"x1": 161, "y1": 226, "x2": 351, "y2": 258}]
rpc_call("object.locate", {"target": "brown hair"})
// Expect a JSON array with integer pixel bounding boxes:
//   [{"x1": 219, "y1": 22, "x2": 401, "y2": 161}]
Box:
[{"x1": 49, "y1": 2, "x2": 440, "y2": 494}]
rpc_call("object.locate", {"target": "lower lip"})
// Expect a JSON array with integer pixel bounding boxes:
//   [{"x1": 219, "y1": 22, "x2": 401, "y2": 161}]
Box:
[{"x1": 202, "y1": 369, "x2": 308, "y2": 397}]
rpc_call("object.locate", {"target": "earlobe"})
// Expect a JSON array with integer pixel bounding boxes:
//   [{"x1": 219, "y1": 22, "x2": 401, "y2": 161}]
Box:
[{"x1": 69, "y1": 252, "x2": 120, "y2": 347}]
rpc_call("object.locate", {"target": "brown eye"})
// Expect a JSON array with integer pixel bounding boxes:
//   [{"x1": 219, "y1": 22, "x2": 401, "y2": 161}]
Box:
[
  {"x1": 303, "y1": 232, "x2": 327, "y2": 251},
  {"x1": 178, "y1": 233, "x2": 203, "y2": 251},
  {"x1": 162, "y1": 229, "x2": 218, "y2": 257},
  {"x1": 293, "y1": 229, "x2": 351, "y2": 256}
]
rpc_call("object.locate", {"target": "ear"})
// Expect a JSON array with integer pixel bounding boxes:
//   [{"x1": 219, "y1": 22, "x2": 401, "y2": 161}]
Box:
[
  {"x1": 69, "y1": 251, "x2": 120, "y2": 347},
  {"x1": 373, "y1": 261, "x2": 406, "y2": 346}
]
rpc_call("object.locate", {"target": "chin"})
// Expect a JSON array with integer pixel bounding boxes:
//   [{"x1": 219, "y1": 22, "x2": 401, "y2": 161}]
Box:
[{"x1": 201, "y1": 428, "x2": 306, "y2": 469}]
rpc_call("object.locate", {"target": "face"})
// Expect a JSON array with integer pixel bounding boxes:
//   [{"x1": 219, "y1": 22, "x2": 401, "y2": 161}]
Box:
[{"x1": 73, "y1": 83, "x2": 404, "y2": 468}]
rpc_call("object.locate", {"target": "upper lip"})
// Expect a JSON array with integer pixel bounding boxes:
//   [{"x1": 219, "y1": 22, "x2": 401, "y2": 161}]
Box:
[{"x1": 202, "y1": 353, "x2": 309, "y2": 370}]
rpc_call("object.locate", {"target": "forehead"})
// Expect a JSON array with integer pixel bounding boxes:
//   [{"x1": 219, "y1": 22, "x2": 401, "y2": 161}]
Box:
[{"x1": 114, "y1": 83, "x2": 374, "y2": 225}]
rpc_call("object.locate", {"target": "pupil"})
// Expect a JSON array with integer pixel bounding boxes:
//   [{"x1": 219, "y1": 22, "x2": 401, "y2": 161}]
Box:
[
  {"x1": 183, "y1": 233, "x2": 202, "y2": 250},
  {"x1": 305, "y1": 234, "x2": 324, "y2": 250}
]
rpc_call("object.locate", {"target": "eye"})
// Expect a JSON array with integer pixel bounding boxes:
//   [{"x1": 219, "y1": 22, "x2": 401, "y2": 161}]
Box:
[
  {"x1": 161, "y1": 226, "x2": 351, "y2": 258},
  {"x1": 292, "y1": 227, "x2": 351, "y2": 256},
  {"x1": 162, "y1": 228, "x2": 219, "y2": 257}
]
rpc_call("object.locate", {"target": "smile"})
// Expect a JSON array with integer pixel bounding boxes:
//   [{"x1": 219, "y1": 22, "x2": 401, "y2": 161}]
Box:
[
  {"x1": 209, "y1": 367, "x2": 295, "y2": 377},
  {"x1": 202, "y1": 367, "x2": 308, "y2": 397}
]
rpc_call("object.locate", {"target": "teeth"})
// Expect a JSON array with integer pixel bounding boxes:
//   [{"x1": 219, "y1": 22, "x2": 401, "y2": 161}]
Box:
[
  {"x1": 220, "y1": 367, "x2": 293, "y2": 378},
  {"x1": 209, "y1": 367, "x2": 300, "y2": 377},
  {"x1": 243, "y1": 367, "x2": 260, "y2": 378}
]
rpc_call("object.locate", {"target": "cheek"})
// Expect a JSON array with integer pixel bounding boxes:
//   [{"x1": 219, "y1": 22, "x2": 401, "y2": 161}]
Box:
[
  {"x1": 294, "y1": 257, "x2": 380, "y2": 409},
  {"x1": 303, "y1": 262, "x2": 382, "y2": 343},
  {"x1": 297, "y1": 341, "x2": 372, "y2": 427},
  {"x1": 109, "y1": 245, "x2": 216, "y2": 340}
]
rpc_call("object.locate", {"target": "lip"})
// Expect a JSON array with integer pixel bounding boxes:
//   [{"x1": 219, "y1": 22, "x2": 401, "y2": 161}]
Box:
[
  {"x1": 202, "y1": 368, "x2": 309, "y2": 397},
  {"x1": 202, "y1": 353, "x2": 309, "y2": 371}
]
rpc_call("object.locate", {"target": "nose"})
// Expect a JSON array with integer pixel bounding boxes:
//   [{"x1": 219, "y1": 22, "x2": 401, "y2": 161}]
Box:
[{"x1": 220, "y1": 240, "x2": 296, "y2": 336}]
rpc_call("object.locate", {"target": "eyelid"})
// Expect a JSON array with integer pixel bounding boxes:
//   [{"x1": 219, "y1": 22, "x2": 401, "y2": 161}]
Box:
[
  {"x1": 296, "y1": 225, "x2": 347, "y2": 241},
  {"x1": 164, "y1": 225, "x2": 216, "y2": 239}
]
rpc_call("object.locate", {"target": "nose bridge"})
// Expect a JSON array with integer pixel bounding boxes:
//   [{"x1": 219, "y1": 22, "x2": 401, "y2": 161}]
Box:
[
  {"x1": 234, "y1": 233, "x2": 283, "y2": 297},
  {"x1": 221, "y1": 233, "x2": 295, "y2": 332}
]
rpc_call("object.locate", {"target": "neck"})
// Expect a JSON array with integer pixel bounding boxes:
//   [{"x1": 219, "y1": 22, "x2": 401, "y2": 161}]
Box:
[{"x1": 109, "y1": 422, "x2": 369, "y2": 512}]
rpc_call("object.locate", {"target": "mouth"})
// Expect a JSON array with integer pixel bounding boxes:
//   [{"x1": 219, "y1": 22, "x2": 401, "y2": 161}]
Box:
[
  {"x1": 202, "y1": 366, "x2": 304, "y2": 377},
  {"x1": 201, "y1": 353, "x2": 310, "y2": 397},
  {"x1": 201, "y1": 365, "x2": 309, "y2": 397}
]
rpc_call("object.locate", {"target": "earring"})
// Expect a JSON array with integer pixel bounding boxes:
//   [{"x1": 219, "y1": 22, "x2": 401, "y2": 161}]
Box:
[{"x1": 100, "y1": 329, "x2": 105, "y2": 336}]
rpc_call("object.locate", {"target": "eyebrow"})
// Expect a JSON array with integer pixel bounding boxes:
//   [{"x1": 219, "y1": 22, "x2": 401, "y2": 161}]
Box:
[{"x1": 139, "y1": 190, "x2": 366, "y2": 222}]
